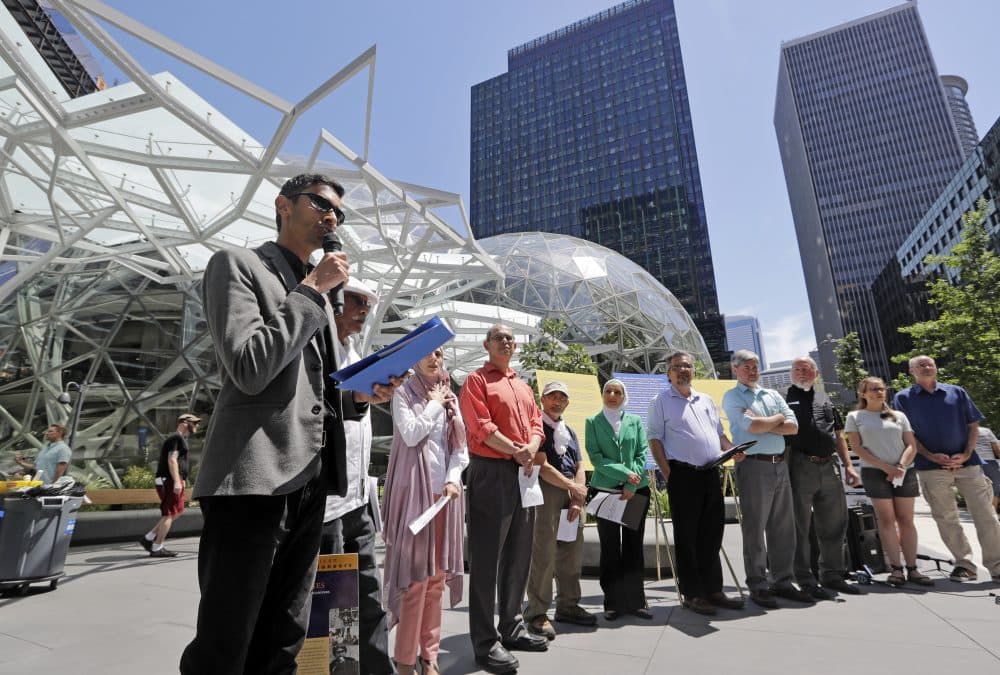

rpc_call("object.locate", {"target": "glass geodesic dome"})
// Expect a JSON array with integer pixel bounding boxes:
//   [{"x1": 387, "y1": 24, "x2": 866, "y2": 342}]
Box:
[{"x1": 464, "y1": 232, "x2": 713, "y2": 376}]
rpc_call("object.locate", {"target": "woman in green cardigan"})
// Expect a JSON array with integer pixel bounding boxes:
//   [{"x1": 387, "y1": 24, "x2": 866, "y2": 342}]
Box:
[{"x1": 585, "y1": 378, "x2": 653, "y2": 621}]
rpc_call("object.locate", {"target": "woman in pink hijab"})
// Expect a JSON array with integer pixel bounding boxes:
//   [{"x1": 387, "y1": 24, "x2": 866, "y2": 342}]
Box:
[{"x1": 383, "y1": 347, "x2": 469, "y2": 675}]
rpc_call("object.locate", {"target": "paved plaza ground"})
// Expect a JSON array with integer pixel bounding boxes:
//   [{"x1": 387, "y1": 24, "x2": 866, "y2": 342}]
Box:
[{"x1": 1, "y1": 498, "x2": 998, "y2": 674}]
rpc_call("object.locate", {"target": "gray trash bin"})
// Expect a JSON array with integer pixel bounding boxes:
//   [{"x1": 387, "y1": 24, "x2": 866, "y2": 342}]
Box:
[{"x1": 0, "y1": 495, "x2": 83, "y2": 591}]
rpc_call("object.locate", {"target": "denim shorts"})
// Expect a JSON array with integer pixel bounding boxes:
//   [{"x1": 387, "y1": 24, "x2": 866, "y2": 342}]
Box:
[
  {"x1": 982, "y1": 460, "x2": 1000, "y2": 497},
  {"x1": 861, "y1": 466, "x2": 919, "y2": 499}
]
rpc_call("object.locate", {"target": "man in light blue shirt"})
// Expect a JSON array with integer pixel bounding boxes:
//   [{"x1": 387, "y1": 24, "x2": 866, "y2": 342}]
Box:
[
  {"x1": 721, "y1": 350, "x2": 812, "y2": 608},
  {"x1": 648, "y1": 350, "x2": 744, "y2": 616},
  {"x1": 15, "y1": 424, "x2": 72, "y2": 483}
]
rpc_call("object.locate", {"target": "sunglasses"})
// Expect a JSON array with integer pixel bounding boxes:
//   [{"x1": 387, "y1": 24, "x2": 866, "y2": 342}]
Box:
[{"x1": 290, "y1": 192, "x2": 346, "y2": 225}]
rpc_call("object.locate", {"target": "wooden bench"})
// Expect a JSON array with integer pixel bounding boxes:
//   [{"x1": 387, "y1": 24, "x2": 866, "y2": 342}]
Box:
[{"x1": 86, "y1": 488, "x2": 193, "y2": 506}]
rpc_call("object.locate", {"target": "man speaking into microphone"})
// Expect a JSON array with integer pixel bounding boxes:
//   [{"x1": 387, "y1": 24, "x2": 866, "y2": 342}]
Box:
[{"x1": 181, "y1": 174, "x2": 397, "y2": 674}]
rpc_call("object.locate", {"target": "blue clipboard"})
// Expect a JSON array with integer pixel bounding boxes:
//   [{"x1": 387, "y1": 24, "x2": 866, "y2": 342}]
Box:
[{"x1": 331, "y1": 316, "x2": 455, "y2": 395}]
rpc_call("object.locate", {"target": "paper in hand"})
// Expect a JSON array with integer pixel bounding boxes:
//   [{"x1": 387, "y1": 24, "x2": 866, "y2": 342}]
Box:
[
  {"x1": 557, "y1": 509, "x2": 580, "y2": 542},
  {"x1": 408, "y1": 495, "x2": 451, "y2": 535},
  {"x1": 519, "y1": 465, "x2": 544, "y2": 508}
]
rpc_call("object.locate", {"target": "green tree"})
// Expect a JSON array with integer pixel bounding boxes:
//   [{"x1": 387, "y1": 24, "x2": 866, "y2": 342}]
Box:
[
  {"x1": 894, "y1": 198, "x2": 1000, "y2": 424},
  {"x1": 830, "y1": 332, "x2": 868, "y2": 410},
  {"x1": 518, "y1": 318, "x2": 598, "y2": 393}
]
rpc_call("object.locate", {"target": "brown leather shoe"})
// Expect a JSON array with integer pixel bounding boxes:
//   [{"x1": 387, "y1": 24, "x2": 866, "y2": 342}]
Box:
[
  {"x1": 706, "y1": 592, "x2": 744, "y2": 610},
  {"x1": 682, "y1": 596, "x2": 716, "y2": 615}
]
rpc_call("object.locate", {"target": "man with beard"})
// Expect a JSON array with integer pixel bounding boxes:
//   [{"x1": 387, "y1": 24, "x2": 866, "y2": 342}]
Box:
[{"x1": 785, "y1": 357, "x2": 863, "y2": 599}]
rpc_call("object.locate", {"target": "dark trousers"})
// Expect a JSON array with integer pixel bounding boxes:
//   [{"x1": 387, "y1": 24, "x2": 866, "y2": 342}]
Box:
[
  {"x1": 321, "y1": 503, "x2": 395, "y2": 675},
  {"x1": 788, "y1": 452, "x2": 848, "y2": 585},
  {"x1": 466, "y1": 455, "x2": 534, "y2": 658},
  {"x1": 666, "y1": 463, "x2": 724, "y2": 599},
  {"x1": 596, "y1": 486, "x2": 650, "y2": 612},
  {"x1": 180, "y1": 476, "x2": 325, "y2": 675}
]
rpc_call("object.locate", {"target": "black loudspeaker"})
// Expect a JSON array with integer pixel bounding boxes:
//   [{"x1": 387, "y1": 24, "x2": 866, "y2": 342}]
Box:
[{"x1": 847, "y1": 504, "x2": 885, "y2": 574}]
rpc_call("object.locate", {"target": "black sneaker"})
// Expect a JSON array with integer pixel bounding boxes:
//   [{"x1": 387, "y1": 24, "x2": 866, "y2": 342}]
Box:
[
  {"x1": 149, "y1": 548, "x2": 178, "y2": 558},
  {"x1": 138, "y1": 537, "x2": 153, "y2": 553}
]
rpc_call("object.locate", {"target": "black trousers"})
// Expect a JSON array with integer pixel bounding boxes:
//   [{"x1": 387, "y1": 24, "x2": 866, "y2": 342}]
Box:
[
  {"x1": 321, "y1": 503, "x2": 395, "y2": 675},
  {"x1": 466, "y1": 455, "x2": 535, "y2": 658},
  {"x1": 596, "y1": 486, "x2": 650, "y2": 612},
  {"x1": 180, "y1": 476, "x2": 325, "y2": 675},
  {"x1": 666, "y1": 463, "x2": 725, "y2": 599}
]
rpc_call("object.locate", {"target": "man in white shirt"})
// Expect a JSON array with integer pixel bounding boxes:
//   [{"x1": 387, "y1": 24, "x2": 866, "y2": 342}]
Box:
[{"x1": 322, "y1": 278, "x2": 395, "y2": 675}]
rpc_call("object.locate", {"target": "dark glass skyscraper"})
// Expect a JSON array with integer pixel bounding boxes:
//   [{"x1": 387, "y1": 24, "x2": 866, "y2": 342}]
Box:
[
  {"x1": 470, "y1": 0, "x2": 728, "y2": 373},
  {"x1": 775, "y1": 1, "x2": 965, "y2": 385}
]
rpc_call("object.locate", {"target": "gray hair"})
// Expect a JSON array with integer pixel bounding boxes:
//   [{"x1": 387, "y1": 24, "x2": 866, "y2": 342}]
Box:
[
  {"x1": 731, "y1": 349, "x2": 760, "y2": 369},
  {"x1": 909, "y1": 354, "x2": 934, "y2": 369},
  {"x1": 667, "y1": 350, "x2": 694, "y2": 366},
  {"x1": 485, "y1": 323, "x2": 510, "y2": 342},
  {"x1": 792, "y1": 356, "x2": 818, "y2": 370}
]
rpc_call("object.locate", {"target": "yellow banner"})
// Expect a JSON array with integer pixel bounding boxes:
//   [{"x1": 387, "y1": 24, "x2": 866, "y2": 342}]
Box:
[
  {"x1": 692, "y1": 379, "x2": 738, "y2": 436},
  {"x1": 535, "y1": 369, "x2": 603, "y2": 470}
]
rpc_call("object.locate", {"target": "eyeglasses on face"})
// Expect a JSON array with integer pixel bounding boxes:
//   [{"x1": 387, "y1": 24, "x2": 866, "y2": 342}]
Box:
[
  {"x1": 490, "y1": 334, "x2": 515, "y2": 343},
  {"x1": 669, "y1": 362, "x2": 694, "y2": 370},
  {"x1": 289, "y1": 192, "x2": 346, "y2": 225},
  {"x1": 868, "y1": 386, "x2": 887, "y2": 392}
]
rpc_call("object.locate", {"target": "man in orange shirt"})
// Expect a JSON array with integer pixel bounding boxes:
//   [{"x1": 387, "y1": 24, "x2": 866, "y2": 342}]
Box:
[{"x1": 459, "y1": 324, "x2": 548, "y2": 674}]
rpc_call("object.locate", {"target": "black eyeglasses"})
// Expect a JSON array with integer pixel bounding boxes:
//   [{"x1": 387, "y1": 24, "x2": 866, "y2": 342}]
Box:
[
  {"x1": 490, "y1": 334, "x2": 515, "y2": 343},
  {"x1": 289, "y1": 192, "x2": 346, "y2": 225}
]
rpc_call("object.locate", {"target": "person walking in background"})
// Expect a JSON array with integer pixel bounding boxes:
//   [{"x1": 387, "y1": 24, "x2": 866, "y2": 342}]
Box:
[
  {"x1": 722, "y1": 350, "x2": 812, "y2": 609},
  {"x1": 525, "y1": 381, "x2": 596, "y2": 640},
  {"x1": 459, "y1": 324, "x2": 548, "y2": 674},
  {"x1": 138, "y1": 413, "x2": 199, "y2": 558},
  {"x1": 14, "y1": 424, "x2": 71, "y2": 483},
  {"x1": 973, "y1": 426, "x2": 1000, "y2": 513},
  {"x1": 383, "y1": 347, "x2": 468, "y2": 675},
  {"x1": 785, "y1": 356, "x2": 864, "y2": 599},
  {"x1": 586, "y1": 378, "x2": 653, "y2": 621},
  {"x1": 893, "y1": 355, "x2": 1000, "y2": 583},
  {"x1": 647, "y1": 351, "x2": 745, "y2": 616},
  {"x1": 845, "y1": 377, "x2": 932, "y2": 588}
]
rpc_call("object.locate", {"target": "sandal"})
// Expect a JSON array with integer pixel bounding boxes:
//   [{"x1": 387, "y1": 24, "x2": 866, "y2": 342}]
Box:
[
  {"x1": 906, "y1": 566, "x2": 935, "y2": 586},
  {"x1": 887, "y1": 565, "x2": 906, "y2": 588},
  {"x1": 420, "y1": 658, "x2": 441, "y2": 675}
]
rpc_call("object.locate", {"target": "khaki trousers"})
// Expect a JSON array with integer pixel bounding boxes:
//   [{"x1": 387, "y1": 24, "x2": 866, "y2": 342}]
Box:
[
  {"x1": 525, "y1": 479, "x2": 584, "y2": 620},
  {"x1": 918, "y1": 466, "x2": 1000, "y2": 576}
]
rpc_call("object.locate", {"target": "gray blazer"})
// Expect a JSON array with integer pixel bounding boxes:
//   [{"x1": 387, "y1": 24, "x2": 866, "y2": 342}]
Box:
[{"x1": 194, "y1": 241, "x2": 359, "y2": 498}]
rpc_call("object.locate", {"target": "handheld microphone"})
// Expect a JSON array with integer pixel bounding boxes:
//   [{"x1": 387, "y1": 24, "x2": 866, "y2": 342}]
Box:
[{"x1": 322, "y1": 232, "x2": 345, "y2": 317}]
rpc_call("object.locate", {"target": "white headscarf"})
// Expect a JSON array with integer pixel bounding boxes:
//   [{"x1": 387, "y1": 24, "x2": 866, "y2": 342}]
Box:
[
  {"x1": 601, "y1": 378, "x2": 629, "y2": 437},
  {"x1": 542, "y1": 412, "x2": 571, "y2": 456}
]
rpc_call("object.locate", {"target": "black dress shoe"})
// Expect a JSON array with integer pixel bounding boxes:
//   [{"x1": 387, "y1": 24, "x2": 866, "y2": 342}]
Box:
[
  {"x1": 801, "y1": 584, "x2": 834, "y2": 601},
  {"x1": 749, "y1": 589, "x2": 778, "y2": 609},
  {"x1": 771, "y1": 585, "x2": 816, "y2": 604},
  {"x1": 823, "y1": 578, "x2": 864, "y2": 595},
  {"x1": 706, "y1": 592, "x2": 744, "y2": 610},
  {"x1": 631, "y1": 607, "x2": 654, "y2": 620},
  {"x1": 603, "y1": 609, "x2": 620, "y2": 621},
  {"x1": 475, "y1": 643, "x2": 519, "y2": 674},
  {"x1": 501, "y1": 633, "x2": 549, "y2": 652}
]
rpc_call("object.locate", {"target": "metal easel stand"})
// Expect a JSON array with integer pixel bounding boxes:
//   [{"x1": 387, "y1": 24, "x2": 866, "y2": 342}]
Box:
[
  {"x1": 647, "y1": 470, "x2": 682, "y2": 605},
  {"x1": 720, "y1": 464, "x2": 745, "y2": 600}
]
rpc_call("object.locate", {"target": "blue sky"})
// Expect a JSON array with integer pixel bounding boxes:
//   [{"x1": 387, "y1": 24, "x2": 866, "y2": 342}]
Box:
[{"x1": 92, "y1": 0, "x2": 1000, "y2": 363}]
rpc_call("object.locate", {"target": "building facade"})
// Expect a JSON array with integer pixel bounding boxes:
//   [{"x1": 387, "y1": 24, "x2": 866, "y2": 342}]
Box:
[
  {"x1": 724, "y1": 315, "x2": 767, "y2": 370},
  {"x1": 940, "y1": 75, "x2": 979, "y2": 158},
  {"x1": 775, "y1": 1, "x2": 966, "y2": 386},
  {"x1": 470, "y1": 0, "x2": 729, "y2": 374},
  {"x1": 872, "y1": 115, "x2": 1000, "y2": 369}
]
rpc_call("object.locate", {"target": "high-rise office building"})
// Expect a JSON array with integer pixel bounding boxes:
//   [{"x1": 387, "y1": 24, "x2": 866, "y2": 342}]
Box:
[
  {"x1": 724, "y1": 315, "x2": 767, "y2": 370},
  {"x1": 470, "y1": 0, "x2": 729, "y2": 374},
  {"x1": 775, "y1": 1, "x2": 966, "y2": 386},
  {"x1": 940, "y1": 76, "x2": 979, "y2": 158}
]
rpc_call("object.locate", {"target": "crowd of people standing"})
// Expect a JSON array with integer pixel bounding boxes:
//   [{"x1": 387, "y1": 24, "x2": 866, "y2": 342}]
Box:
[{"x1": 21, "y1": 174, "x2": 996, "y2": 674}]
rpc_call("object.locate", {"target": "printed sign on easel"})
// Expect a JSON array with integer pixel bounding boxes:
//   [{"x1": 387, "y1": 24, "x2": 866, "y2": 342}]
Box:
[{"x1": 296, "y1": 553, "x2": 360, "y2": 675}]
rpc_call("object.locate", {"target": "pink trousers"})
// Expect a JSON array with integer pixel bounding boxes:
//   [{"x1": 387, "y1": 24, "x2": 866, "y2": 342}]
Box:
[{"x1": 394, "y1": 500, "x2": 447, "y2": 665}]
